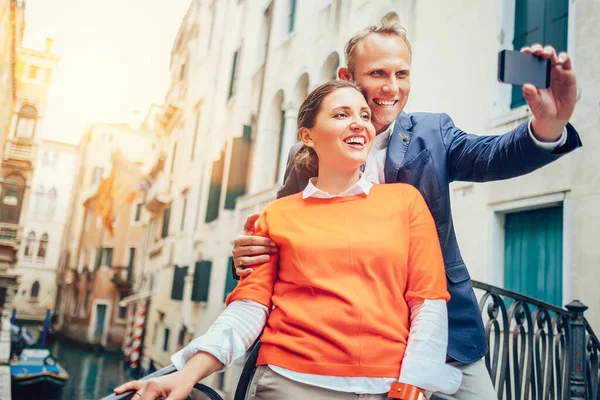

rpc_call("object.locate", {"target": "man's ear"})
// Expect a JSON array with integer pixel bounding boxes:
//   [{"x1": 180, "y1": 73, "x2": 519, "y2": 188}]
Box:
[
  {"x1": 298, "y1": 127, "x2": 314, "y2": 147},
  {"x1": 338, "y1": 67, "x2": 353, "y2": 82}
]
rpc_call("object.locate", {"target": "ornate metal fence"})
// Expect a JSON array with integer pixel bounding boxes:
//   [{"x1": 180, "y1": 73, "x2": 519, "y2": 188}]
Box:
[
  {"x1": 472, "y1": 280, "x2": 600, "y2": 400},
  {"x1": 101, "y1": 281, "x2": 600, "y2": 400}
]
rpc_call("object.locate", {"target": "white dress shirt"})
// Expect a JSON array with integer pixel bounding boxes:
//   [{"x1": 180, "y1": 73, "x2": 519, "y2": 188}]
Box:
[{"x1": 172, "y1": 174, "x2": 462, "y2": 395}]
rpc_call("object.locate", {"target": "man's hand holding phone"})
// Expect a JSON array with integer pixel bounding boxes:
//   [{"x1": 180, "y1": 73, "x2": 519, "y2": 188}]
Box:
[{"x1": 498, "y1": 44, "x2": 577, "y2": 142}]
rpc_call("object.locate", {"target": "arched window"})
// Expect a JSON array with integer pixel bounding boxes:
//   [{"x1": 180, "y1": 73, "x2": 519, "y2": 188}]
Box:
[
  {"x1": 37, "y1": 233, "x2": 48, "y2": 260},
  {"x1": 31, "y1": 281, "x2": 40, "y2": 299},
  {"x1": 1, "y1": 174, "x2": 25, "y2": 223},
  {"x1": 33, "y1": 185, "x2": 44, "y2": 215},
  {"x1": 46, "y1": 187, "x2": 57, "y2": 217},
  {"x1": 24, "y1": 231, "x2": 36, "y2": 258},
  {"x1": 319, "y1": 52, "x2": 340, "y2": 84},
  {"x1": 15, "y1": 105, "x2": 38, "y2": 139}
]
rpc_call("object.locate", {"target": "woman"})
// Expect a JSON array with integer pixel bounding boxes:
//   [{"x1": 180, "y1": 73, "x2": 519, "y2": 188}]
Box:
[{"x1": 115, "y1": 80, "x2": 461, "y2": 400}]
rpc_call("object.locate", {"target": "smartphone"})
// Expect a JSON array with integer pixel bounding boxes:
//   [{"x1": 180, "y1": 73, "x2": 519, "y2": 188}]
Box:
[{"x1": 498, "y1": 50, "x2": 551, "y2": 89}]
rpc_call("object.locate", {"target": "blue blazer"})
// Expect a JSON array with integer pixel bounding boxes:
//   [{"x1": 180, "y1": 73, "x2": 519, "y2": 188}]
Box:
[{"x1": 276, "y1": 112, "x2": 582, "y2": 363}]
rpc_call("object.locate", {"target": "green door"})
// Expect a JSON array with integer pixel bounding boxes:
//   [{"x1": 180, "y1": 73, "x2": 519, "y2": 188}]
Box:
[
  {"x1": 504, "y1": 206, "x2": 563, "y2": 306},
  {"x1": 95, "y1": 304, "x2": 107, "y2": 335}
]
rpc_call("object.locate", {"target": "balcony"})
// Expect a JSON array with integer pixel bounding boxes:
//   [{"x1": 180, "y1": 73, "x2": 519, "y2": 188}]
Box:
[
  {"x1": 145, "y1": 175, "x2": 171, "y2": 213},
  {"x1": 0, "y1": 223, "x2": 20, "y2": 254},
  {"x1": 3, "y1": 138, "x2": 34, "y2": 164},
  {"x1": 111, "y1": 266, "x2": 134, "y2": 294}
]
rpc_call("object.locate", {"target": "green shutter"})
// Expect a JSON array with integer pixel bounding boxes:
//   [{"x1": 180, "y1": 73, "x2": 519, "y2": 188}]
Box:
[
  {"x1": 205, "y1": 150, "x2": 225, "y2": 223},
  {"x1": 511, "y1": 0, "x2": 569, "y2": 109},
  {"x1": 224, "y1": 125, "x2": 252, "y2": 210},
  {"x1": 170, "y1": 265, "x2": 188, "y2": 301},
  {"x1": 223, "y1": 257, "x2": 238, "y2": 302},
  {"x1": 289, "y1": 0, "x2": 297, "y2": 33},
  {"x1": 105, "y1": 248, "x2": 113, "y2": 268},
  {"x1": 96, "y1": 247, "x2": 103, "y2": 268},
  {"x1": 161, "y1": 207, "x2": 171, "y2": 238},
  {"x1": 504, "y1": 206, "x2": 563, "y2": 307},
  {"x1": 228, "y1": 50, "x2": 239, "y2": 99},
  {"x1": 191, "y1": 261, "x2": 212, "y2": 302}
]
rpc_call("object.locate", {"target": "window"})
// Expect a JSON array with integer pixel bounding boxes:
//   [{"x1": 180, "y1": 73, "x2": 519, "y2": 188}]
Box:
[
  {"x1": 92, "y1": 167, "x2": 103, "y2": 185},
  {"x1": 163, "y1": 328, "x2": 171, "y2": 352},
  {"x1": 127, "y1": 248, "x2": 136, "y2": 281},
  {"x1": 205, "y1": 149, "x2": 225, "y2": 223},
  {"x1": 190, "y1": 106, "x2": 201, "y2": 161},
  {"x1": 510, "y1": 0, "x2": 568, "y2": 108},
  {"x1": 15, "y1": 105, "x2": 38, "y2": 138},
  {"x1": 118, "y1": 295, "x2": 127, "y2": 320},
  {"x1": 223, "y1": 257, "x2": 238, "y2": 302},
  {"x1": 33, "y1": 185, "x2": 44, "y2": 215},
  {"x1": 82, "y1": 289, "x2": 91, "y2": 316},
  {"x1": 24, "y1": 231, "x2": 35, "y2": 258},
  {"x1": 161, "y1": 207, "x2": 171, "y2": 238},
  {"x1": 30, "y1": 281, "x2": 40, "y2": 299},
  {"x1": 227, "y1": 50, "x2": 239, "y2": 100},
  {"x1": 191, "y1": 261, "x2": 212, "y2": 302},
  {"x1": 225, "y1": 125, "x2": 252, "y2": 210},
  {"x1": 170, "y1": 142, "x2": 178, "y2": 174},
  {"x1": 37, "y1": 233, "x2": 48, "y2": 260},
  {"x1": 46, "y1": 187, "x2": 57, "y2": 217},
  {"x1": 95, "y1": 247, "x2": 113, "y2": 268},
  {"x1": 180, "y1": 196, "x2": 188, "y2": 231},
  {"x1": 170, "y1": 265, "x2": 188, "y2": 301},
  {"x1": 288, "y1": 0, "x2": 297, "y2": 33},
  {"x1": 28, "y1": 65, "x2": 38, "y2": 80},
  {"x1": 132, "y1": 203, "x2": 143, "y2": 223}
]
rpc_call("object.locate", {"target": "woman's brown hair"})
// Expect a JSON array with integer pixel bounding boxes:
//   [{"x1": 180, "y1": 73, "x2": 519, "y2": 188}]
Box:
[{"x1": 293, "y1": 80, "x2": 362, "y2": 176}]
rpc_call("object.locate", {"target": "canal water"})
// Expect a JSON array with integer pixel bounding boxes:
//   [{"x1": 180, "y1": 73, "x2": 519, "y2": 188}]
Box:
[{"x1": 50, "y1": 340, "x2": 128, "y2": 400}]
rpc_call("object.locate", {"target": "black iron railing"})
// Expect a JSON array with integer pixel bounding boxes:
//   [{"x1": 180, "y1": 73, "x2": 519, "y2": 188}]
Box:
[{"x1": 101, "y1": 281, "x2": 600, "y2": 400}]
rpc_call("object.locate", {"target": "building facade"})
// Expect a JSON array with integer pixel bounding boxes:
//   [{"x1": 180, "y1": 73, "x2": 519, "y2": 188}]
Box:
[
  {"x1": 13, "y1": 139, "x2": 77, "y2": 323},
  {"x1": 55, "y1": 107, "x2": 163, "y2": 348},
  {"x1": 111, "y1": 0, "x2": 600, "y2": 398}
]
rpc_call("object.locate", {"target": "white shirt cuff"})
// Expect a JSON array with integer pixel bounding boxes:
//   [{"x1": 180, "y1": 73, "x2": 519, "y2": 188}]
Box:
[
  {"x1": 398, "y1": 299, "x2": 462, "y2": 394},
  {"x1": 528, "y1": 119, "x2": 568, "y2": 150},
  {"x1": 170, "y1": 300, "x2": 268, "y2": 372}
]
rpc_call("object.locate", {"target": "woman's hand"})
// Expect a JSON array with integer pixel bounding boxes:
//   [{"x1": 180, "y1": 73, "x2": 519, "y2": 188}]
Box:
[
  {"x1": 113, "y1": 369, "x2": 195, "y2": 400},
  {"x1": 114, "y1": 352, "x2": 223, "y2": 400}
]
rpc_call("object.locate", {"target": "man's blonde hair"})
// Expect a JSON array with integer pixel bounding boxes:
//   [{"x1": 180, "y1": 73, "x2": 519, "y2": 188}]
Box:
[{"x1": 344, "y1": 21, "x2": 412, "y2": 76}]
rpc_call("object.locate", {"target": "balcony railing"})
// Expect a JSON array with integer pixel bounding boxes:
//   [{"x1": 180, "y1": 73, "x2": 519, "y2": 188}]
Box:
[
  {"x1": 100, "y1": 281, "x2": 600, "y2": 400},
  {"x1": 4, "y1": 139, "x2": 33, "y2": 162},
  {"x1": 0, "y1": 223, "x2": 20, "y2": 248},
  {"x1": 111, "y1": 266, "x2": 134, "y2": 293}
]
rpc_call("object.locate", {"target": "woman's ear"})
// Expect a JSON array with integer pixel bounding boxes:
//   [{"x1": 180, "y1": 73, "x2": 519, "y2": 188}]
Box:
[{"x1": 299, "y1": 127, "x2": 314, "y2": 147}]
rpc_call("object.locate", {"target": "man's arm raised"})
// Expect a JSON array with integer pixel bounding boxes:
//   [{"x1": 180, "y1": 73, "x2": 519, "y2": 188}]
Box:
[{"x1": 232, "y1": 213, "x2": 278, "y2": 279}]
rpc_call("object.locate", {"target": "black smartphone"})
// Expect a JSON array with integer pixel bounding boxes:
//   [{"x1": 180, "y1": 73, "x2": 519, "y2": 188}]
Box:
[{"x1": 498, "y1": 50, "x2": 551, "y2": 89}]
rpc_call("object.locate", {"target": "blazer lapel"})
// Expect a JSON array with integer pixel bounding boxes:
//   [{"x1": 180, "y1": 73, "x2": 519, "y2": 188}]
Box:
[{"x1": 384, "y1": 112, "x2": 414, "y2": 183}]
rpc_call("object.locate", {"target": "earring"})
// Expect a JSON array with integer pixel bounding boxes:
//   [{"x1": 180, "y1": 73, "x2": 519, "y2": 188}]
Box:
[{"x1": 307, "y1": 140, "x2": 314, "y2": 147}]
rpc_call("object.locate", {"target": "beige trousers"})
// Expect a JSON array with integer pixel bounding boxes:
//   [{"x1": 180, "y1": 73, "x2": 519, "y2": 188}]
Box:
[{"x1": 247, "y1": 366, "x2": 390, "y2": 400}]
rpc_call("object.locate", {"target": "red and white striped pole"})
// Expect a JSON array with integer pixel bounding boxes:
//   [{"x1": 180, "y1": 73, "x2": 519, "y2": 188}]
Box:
[
  {"x1": 130, "y1": 303, "x2": 146, "y2": 369},
  {"x1": 123, "y1": 304, "x2": 136, "y2": 362}
]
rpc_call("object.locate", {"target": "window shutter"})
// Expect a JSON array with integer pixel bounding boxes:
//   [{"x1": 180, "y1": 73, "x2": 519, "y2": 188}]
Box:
[
  {"x1": 223, "y1": 257, "x2": 238, "y2": 302},
  {"x1": 228, "y1": 50, "x2": 239, "y2": 100},
  {"x1": 205, "y1": 150, "x2": 225, "y2": 223},
  {"x1": 191, "y1": 261, "x2": 212, "y2": 302},
  {"x1": 289, "y1": 0, "x2": 297, "y2": 33},
  {"x1": 161, "y1": 207, "x2": 171, "y2": 238},
  {"x1": 225, "y1": 125, "x2": 252, "y2": 210},
  {"x1": 170, "y1": 265, "x2": 188, "y2": 301},
  {"x1": 511, "y1": 0, "x2": 569, "y2": 109}
]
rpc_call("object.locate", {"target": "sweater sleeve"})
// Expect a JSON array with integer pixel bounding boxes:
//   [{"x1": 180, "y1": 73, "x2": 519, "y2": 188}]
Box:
[
  {"x1": 226, "y1": 207, "x2": 279, "y2": 309},
  {"x1": 404, "y1": 186, "x2": 450, "y2": 303}
]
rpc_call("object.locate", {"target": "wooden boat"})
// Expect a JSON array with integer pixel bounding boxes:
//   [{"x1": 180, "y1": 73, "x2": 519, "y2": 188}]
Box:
[{"x1": 10, "y1": 348, "x2": 69, "y2": 400}]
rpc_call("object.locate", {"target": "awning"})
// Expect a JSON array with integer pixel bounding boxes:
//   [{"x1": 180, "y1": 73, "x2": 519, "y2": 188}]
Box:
[{"x1": 119, "y1": 291, "x2": 152, "y2": 307}]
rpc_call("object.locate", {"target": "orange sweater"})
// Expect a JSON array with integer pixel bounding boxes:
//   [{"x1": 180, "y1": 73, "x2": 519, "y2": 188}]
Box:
[{"x1": 226, "y1": 183, "x2": 448, "y2": 378}]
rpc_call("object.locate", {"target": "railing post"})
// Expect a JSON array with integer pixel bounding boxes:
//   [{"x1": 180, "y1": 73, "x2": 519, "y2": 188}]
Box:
[{"x1": 566, "y1": 300, "x2": 589, "y2": 399}]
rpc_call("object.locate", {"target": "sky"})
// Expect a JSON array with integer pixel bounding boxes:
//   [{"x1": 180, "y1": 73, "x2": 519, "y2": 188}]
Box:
[{"x1": 23, "y1": 0, "x2": 191, "y2": 144}]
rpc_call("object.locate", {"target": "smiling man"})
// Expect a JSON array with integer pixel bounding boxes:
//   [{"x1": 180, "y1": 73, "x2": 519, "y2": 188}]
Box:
[{"x1": 232, "y1": 22, "x2": 582, "y2": 399}]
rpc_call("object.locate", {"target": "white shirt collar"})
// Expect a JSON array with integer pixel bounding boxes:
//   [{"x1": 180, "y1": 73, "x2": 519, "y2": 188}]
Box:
[{"x1": 302, "y1": 174, "x2": 373, "y2": 199}]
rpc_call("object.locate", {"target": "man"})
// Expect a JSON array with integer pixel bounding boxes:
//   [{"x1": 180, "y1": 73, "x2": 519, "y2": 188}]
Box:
[{"x1": 232, "y1": 22, "x2": 581, "y2": 399}]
